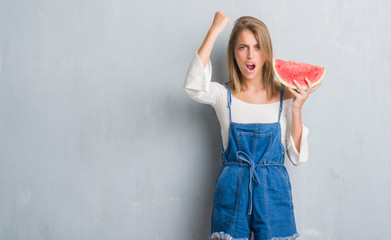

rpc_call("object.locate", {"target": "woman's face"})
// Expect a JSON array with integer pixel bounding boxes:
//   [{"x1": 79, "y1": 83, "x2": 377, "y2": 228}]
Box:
[{"x1": 234, "y1": 29, "x2": 265, "y2": 83}]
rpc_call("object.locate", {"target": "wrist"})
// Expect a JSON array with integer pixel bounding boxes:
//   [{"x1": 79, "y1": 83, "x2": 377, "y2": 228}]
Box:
[
  {"x1": 291, "y1": 106, "x2": 302, "y2": 116},
  {"x1": 208, "y1": 26, "x2": 222, "y2": 38}
]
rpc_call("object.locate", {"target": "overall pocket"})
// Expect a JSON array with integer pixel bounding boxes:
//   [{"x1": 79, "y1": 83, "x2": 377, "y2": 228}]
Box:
[
  {"x1": 213, "y1": 166, "x2": 240, "y2": 211},
  {"x1": 275, "y1": 166, "x2": 293, "y2": 201},
  {"x1": 214, "y1": 165, "x2": 229, "y2": 189},
  {"x1": 236, "y1": 132, "x2": 273, "y2": 164}
]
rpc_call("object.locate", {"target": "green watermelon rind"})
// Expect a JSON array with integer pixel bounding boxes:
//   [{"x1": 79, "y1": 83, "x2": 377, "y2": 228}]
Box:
[{"x1": 273, "y1": 59, "x2": 326, "y2": 90}]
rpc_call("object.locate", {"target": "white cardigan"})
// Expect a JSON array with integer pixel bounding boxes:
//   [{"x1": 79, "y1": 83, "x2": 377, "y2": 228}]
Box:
[{"x1": 184, "y1": 53, "x2": 309, "y2": 166}]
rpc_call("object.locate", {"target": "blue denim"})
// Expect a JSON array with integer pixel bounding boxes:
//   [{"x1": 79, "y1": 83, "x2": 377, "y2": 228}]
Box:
[{"x1": 209, "y1": 84, "x2": 300, "y2": 240}]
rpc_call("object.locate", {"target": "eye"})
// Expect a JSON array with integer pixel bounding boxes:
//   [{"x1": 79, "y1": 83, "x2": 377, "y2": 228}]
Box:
[
  {"x1": 238, "y1": 46, "x2": 246, "y2": 50},
  {"x1": 256, "y1": 45, "x2": 261, "y2": 50}
]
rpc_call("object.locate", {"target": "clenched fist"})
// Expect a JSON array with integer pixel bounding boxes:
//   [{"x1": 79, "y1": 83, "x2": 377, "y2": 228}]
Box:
[{"x1": 210, "y1": 11, "x2": 232, "y2": 36}]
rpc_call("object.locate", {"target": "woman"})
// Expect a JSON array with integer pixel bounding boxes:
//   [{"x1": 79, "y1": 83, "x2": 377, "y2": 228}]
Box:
[{"x1": 184, "y1": 11, "x2": 321, "y2": 240}]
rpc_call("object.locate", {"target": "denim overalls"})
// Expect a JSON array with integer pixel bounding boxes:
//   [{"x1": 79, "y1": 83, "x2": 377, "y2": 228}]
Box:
[{"x1": 209, "y1": 84, "x2": 300, "y2": 240}]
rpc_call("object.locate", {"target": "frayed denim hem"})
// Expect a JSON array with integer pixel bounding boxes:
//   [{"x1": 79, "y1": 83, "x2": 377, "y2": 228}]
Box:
[
  {"x1": 271, "y1": 232, "x2": 300, "y2": 240},
  {"x1": 208, "y1": 231, "x2": 249, "y2": 240}
]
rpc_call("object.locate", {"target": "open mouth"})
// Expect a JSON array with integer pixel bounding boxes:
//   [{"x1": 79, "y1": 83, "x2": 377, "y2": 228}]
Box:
[{"x1": 245, "y1": 63, "x2": 256, "y2": 72}]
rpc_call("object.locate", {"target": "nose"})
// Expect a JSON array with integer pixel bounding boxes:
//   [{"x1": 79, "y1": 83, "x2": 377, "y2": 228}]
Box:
[{"x1": 247, "y1": 48, "x2": 254, "y2": 59}]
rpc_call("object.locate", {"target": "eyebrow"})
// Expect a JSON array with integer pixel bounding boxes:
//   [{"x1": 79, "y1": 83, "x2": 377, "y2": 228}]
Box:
[{"x1": 237, "y1": 43, "x2": 260, "y2": 47}]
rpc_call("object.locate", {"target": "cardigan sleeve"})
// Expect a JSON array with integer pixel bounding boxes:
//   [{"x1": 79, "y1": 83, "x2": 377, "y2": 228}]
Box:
[
  {"x1": 183, "y1": 52, "x2": 223, "y2": 106},
  {"x1": 285, "y1": 106, "x2": 309, "y2": 166}
]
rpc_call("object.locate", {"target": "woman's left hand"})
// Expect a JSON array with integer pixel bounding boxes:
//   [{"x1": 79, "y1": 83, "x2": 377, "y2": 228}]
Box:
[{"x1": 287, "y1": 77, "x2": 322, "y2": 111}]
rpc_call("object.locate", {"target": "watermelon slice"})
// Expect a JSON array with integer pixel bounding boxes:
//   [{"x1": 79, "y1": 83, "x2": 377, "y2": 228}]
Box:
[{"x1": 273, "y1": 59, "x2": 326, "y2": 90}]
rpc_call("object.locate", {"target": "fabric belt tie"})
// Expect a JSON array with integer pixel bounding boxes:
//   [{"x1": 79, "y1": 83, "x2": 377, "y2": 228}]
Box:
[{"x1": 236, "y1": 151, "x2": 261, "y2": 215}]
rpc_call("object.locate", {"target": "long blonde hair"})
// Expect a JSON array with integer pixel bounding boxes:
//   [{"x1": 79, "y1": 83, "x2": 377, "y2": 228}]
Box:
[{"x1": 226, "y1": 16, "x2": 280, "y2": 99}]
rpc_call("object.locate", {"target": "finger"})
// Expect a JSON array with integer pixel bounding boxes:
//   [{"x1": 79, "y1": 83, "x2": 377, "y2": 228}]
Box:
[
  {"x1": 311, "y1": 82, "x2": 322, "y2": 92},
  {"x1": 304, "y1": 78, "x2": 314, "y2": 95},
  {"x1": 287, "y1": 86, "x2": 300, "y2": 98},
  {"x1": 306, "y1": 83, "x2": 322, "y2": 96},
  {"x1": 293, "y1": 79, "x2": 305, "y2": 94},
  {"x1": 305, "y1": 77, "x2": 313, "y2": 91},
  {"x1": 293, "y1": 79, "x2": 304, "y2": 92}
]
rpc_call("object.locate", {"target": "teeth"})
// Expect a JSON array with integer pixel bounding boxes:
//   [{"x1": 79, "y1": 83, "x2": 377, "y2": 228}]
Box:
[{"x1": 247, "y1": 63, "x2": 254, "y2": 66}]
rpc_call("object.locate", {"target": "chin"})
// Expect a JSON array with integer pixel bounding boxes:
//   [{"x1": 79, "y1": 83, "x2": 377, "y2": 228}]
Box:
[{"x1": 241, "y1": 73, "x2": 262, "y2": 81}]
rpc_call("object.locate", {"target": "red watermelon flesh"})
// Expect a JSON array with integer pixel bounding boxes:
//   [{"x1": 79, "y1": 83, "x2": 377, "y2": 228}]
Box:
[{"x1": 273, "y1": 59, "x2": 326, "y2": 90}]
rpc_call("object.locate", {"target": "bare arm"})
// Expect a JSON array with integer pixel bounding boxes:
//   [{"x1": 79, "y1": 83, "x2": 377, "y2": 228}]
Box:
[
  {"x1": 291, "y1": 109, "x2": 303, "y2": 152},
  {"x1": 287, "y1": 78, "x2": 322, "y2": 153},
  {"x1": 197, "y1": 11, "x2": 231, "y2": 68}
]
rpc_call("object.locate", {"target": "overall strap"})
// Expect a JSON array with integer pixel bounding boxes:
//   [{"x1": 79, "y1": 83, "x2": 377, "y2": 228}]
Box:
[
  {"x1": 278, "y1": 85, "x2": 285, "y2": 123},
  {"x1": 224, "y1": 83, "x2": 232, "y2": 123}
]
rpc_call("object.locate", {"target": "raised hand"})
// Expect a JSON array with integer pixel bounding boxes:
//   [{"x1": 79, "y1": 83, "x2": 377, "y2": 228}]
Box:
[
  {"x1": 210, "y1": 11, "x2": 232, "y2": 36},
  {"x1": 197, "y1": 12, "x2": 231, "y2": 68}
]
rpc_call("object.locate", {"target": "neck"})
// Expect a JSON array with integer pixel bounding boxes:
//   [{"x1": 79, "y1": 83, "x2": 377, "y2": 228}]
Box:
[{"x1": 240, "y1": 76, "x2": 264, "y2": 93}]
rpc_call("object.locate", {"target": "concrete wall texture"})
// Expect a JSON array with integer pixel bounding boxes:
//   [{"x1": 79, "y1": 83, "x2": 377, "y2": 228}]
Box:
[{"x1": 1, "y1": 0, "x2": 390, "y2": 239}]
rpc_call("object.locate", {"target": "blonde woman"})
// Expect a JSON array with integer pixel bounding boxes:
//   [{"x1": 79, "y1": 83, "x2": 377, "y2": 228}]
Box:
[{"x1": 184, "y1": 11, "x2": 321, "y2": 240}]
